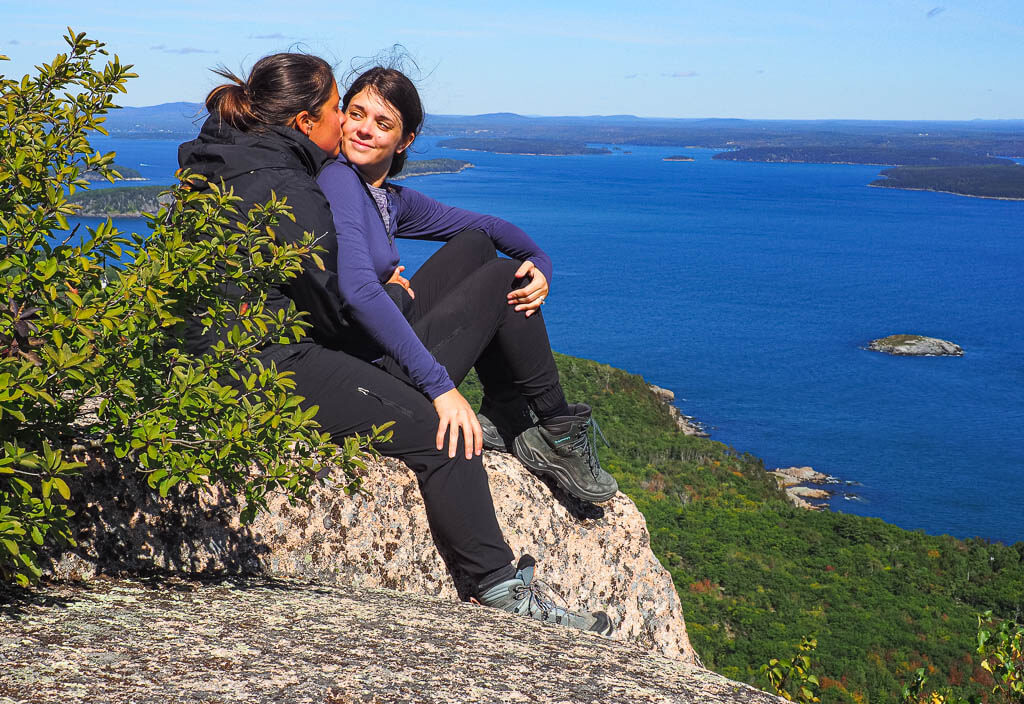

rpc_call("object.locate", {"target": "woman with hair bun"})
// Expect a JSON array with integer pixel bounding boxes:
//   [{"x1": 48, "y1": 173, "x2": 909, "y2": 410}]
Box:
[{"x1": 178, "y1": 54, "x2": 613, "y2": 635}]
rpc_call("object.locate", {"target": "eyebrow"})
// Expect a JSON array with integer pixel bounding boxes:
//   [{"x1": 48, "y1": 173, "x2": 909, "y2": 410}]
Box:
[{"x1": 348, "y1": 100, "x2": 399, "y2": 125}]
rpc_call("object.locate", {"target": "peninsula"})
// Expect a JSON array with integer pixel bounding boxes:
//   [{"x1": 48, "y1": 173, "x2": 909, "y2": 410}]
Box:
[
  {"x1": 69, "y1": 185, "x2": 169, "y2": 217},
  {"x1": 663, "y1": 155, "x2": 695, "y2": 162},
  {"x1": 391, "y1": 158, "x2": 473, "y2": 180},
  {"x1": 438, "y1": 137, "x2": 612, "y2": 156},
  {"x1": 869, "y1": 164, "x2": 1024, "y2": 200}
]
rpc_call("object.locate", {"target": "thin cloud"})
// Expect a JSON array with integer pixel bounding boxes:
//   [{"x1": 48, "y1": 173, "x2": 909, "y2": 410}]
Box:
[
  {"x1": 926, "y1": 6, "x2": 945, "y2": 18},
  {"x1": 624, "y1": 73, "x2": 641, "y2": 80},
  {"x1": 8, "y1": 39, "x2": 19, "y2": 45},
  {"x1": 150, "y1": 45, "x2": 218, "y2": 55},
  {"x1": 664, "y1": 71, "x2": 698, "y2": 78},
  {"x1": 251, "y1": 33, "x2": 288, "y2": 39}
]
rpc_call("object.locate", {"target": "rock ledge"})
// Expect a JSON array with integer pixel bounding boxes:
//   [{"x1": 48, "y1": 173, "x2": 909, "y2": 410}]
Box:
[{"x1": 0, "y1": 577, "x2": 781, "y2": 704}]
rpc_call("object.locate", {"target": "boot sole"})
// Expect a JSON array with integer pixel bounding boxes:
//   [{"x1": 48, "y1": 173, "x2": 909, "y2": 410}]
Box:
[{"x1": 512, "y1": 436, "x2": 617, "y2": 503}]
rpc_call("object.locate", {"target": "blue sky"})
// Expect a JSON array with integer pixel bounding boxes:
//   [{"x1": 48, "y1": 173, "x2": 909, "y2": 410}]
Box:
[{"x1": 3, "y1": 1, "x2": 1022, "y2": 119}]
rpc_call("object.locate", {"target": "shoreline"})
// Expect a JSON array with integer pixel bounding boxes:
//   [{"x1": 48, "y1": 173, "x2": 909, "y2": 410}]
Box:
[
  {"x1": 867, "y1": 183, "x2": 1024, "y2": 201},
  {"x1": 444, "y1": 147, "x2": 608, "y2": 157}
]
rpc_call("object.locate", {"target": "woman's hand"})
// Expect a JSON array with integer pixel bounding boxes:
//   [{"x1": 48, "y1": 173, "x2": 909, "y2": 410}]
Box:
[
  {"x1": 432, "y1": 388, "x2": 482, "y2": 459},
  {"x1": 386, "y1": 265, "x2": 415, "y2": 299},
  {"x1": 507, "y1": 260, "x2": 549, "y2": 318}
]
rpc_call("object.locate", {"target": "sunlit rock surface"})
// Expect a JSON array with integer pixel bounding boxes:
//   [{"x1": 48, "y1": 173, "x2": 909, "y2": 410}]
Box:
[
  {"x1": 49, "y1": 449, "x2": 694, "y2": 662},
  {"x1": 867, "y1": 334, "x2": 963, "y2": 356},
  {"x1": 0, "y1": 577, "x2": 781, "y2": 704}
]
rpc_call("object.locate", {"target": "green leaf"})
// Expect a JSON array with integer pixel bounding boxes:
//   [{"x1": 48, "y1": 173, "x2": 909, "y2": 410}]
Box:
[{"x1": 53, "y1": 477, "x2": 71, "y2": 500}]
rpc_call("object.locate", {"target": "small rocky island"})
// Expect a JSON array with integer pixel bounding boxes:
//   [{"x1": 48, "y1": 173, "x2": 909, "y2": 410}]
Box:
[
  {"x1": 391, "y1": 158, "x2": 473, "y2": 180},
  {"x1": 663, "y1": 155, "x2": 695, "y2": 162},
  {"x1": 867, "y1": 334, "x2": 963, "y2": 356}
]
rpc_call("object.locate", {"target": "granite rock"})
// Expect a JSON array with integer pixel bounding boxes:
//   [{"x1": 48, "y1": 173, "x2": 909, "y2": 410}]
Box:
[
  {"x1": 0, "y1": 577, "x2": 779, "y2": 704},
  {"x1": 49, "y1": 449, "x2": 695, "y2": 663},
  {"x1": 867, "y1": 334, "x2": 963, "y2": 356}
]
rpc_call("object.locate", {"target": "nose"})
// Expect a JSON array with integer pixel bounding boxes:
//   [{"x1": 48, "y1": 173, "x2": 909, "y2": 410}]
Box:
[{"x1": 354, "y1": 118, "x2": 372, "y2": 138}]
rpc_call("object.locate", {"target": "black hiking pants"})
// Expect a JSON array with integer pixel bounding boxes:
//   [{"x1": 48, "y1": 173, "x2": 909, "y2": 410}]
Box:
[{"x1": 267, "y1": 230, "x2": 563, "y2": 589}]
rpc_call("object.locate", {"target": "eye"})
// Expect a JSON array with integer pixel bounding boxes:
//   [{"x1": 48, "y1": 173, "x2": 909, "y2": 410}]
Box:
[{"x1": 377, "y1": 120, "x2": 393, "y2": 131}]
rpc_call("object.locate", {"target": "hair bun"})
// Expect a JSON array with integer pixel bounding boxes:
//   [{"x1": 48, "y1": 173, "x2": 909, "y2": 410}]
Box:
[{"x1": 206, "y1": 79, "x2": 256, "y2": 131}]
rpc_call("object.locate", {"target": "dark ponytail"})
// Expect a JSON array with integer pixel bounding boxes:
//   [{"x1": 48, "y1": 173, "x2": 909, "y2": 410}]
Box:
[
  {"x1": 206, "y1": 53, "x2": 335, "y2": 132},
  {"x1": 343, "y1": 67, "x2": 424, "y2": 177}
]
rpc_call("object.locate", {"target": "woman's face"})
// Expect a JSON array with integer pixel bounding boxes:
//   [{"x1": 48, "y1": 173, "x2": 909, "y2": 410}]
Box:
[
  {"x1": 341, "y1": 87, "x2": 414, "y2": 176},
  {"x1": 306, "y1": 82, "x2": 343, "y2": 157}
]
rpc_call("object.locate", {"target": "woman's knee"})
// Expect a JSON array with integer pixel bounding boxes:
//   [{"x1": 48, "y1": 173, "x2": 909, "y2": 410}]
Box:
[
  {"x1": 480, "y1": 257, "x2": 522, "y2": 292},
  {"x1": 450, "y1": 229, "x2": 496, "y2": 262}
]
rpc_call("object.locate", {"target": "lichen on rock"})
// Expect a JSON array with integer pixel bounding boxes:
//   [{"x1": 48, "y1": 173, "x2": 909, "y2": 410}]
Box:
[{"x1": 0, "y1": 577, "x2": 780, "y2": 704}]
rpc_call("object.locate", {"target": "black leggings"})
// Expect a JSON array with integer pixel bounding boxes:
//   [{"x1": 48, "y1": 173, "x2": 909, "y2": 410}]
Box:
[
  {"x1": 380, "y1": 229, "x2": 565, "y2": 414},
  {"x1": 267, "y1": 230, "x2": 564, "y2": 588}
]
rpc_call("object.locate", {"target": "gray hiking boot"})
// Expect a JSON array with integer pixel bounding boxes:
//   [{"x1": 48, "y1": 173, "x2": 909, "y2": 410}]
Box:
[
  {"x1": 512, "y1": 403, "x2": 618, "y2": 503},
  {"x1": 477, "y1": 395, "x2": 534, "y2": 452},
  {"x1": 476, "y1": 555, "x2": 613, "y2": 636}
]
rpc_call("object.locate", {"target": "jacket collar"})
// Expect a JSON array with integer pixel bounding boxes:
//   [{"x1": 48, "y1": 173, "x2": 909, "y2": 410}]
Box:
[{"x1": 178, "y1": 114, "x2": 335, "y2": 184}]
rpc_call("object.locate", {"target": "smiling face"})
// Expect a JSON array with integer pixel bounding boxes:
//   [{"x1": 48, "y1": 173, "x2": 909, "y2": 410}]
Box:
[{"x1": 341, "y1": 87, "x2": 415, "y2": 186}]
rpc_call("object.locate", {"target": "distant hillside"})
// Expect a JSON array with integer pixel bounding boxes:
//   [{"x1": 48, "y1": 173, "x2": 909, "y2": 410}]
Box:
[
  {"x1": 105, "y1": 105, "x2": 1024, "y2": 165},
  {"x1": 103, "y1": 102, "x2": 205, "y2": 137}
]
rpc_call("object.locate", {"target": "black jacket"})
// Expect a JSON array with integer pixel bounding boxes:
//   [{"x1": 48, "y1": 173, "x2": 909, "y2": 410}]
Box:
[{"x1": 177, "y1": 116, "x2": 352, "y2": 354}]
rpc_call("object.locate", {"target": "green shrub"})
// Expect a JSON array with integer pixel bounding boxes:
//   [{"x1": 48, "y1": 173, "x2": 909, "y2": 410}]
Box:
[{"x1": 0, "y1": 31, "x2": 384, "y2": 587}]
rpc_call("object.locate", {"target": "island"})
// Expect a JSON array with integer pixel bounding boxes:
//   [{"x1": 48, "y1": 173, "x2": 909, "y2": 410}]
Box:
[
  {"x1": 867, "y1": 334, "x2": 964, "y2": 356},
  {"x1": 69, "y1": 185, "x2": 170, "y2": 217},
  {"x1": 438, "y1": 137, "x2": 612, "y2": 156},
  {"x1": 663, "y1": 155, "x2": 695, "y2": 162},
  {"x1": 391, "y1": 158, "x2": 473, "y2": 180},
  {"x1": 712, "y1": 146, "x2": 1011, "y2": 167},
  {"x1": 68, "y1": 159, "x2": 477, "y2": 216},
  {"x1": 82, "y1": 164, "x2": 146, "y2": 182},
  {"x1": 869, "y1": 164, "x2": 1024, "y2": 200}
]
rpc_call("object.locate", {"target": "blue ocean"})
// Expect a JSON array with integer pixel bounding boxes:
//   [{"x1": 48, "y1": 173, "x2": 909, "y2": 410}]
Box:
[{"x1": 81, "y1": 134, "x2": 1024, "y2": 545}]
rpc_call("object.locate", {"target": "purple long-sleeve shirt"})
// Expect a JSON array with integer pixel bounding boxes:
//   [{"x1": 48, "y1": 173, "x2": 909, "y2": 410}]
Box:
[{"x1": 317, "y1": 157, "x2": 553, "y2": 400}]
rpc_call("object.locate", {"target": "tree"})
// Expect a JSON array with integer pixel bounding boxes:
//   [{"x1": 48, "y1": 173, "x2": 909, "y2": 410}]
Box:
[{"x1": 0, "y1": 30, "x2": 386, "y2": 587}]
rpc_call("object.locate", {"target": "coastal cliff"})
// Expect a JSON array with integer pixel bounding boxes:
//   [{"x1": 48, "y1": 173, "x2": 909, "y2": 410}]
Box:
[{"x1": 10, "y1": 353, "x2": 1024, "y2": 704}]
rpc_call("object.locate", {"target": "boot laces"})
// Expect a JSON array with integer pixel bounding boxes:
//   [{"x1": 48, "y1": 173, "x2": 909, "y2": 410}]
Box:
[
  {"x1": 567, "y1": 415, "x2": 610, "y2": 478},
  {"x1": 513, "y1": 577, "x2": 571, "y2": 623}
]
